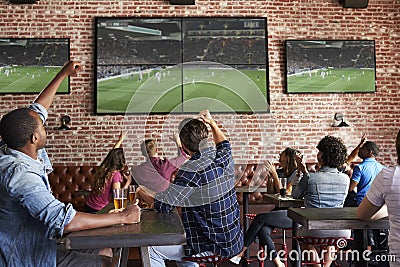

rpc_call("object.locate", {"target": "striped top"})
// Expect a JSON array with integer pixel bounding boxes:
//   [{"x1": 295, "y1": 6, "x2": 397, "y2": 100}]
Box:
[{"x1": 366, "y1": 166, "x2": 400, "y2": 263}]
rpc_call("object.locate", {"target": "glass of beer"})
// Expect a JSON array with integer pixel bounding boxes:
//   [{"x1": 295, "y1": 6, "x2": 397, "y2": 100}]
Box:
[
  {"x1": 129, "y1": 185, "x2": 137, "y2": 204},
  {"x1": 279, "y1": 177, "x2": 287, "y2": 197},
  {"x1": 113, "y1": 188, "x2": 128, "y2": 209}
]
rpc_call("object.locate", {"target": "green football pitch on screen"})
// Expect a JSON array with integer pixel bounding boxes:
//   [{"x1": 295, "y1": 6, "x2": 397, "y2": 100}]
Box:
[
  {"x1": 286, "y1": 68, "x2": 375, "y2": 94},
  {"x1": 96, "y1": 67, "x2": 269, "y2": 114},
  {"x1": 0, "y1": 66, "x2": 68, "y2": 94}
]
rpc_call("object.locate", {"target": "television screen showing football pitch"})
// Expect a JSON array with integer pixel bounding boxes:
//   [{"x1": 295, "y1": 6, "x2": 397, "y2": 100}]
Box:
[
  {"x1": 285, "y1": 40, "x2": 376, "y2": 94},
  {"x1": 0, "y1": 38, "x2": 70, "y2": 94},
  {"x1": 96, "y1": 63, "x2": 268, "y2": 114},
  {"x1": 95, "y1": 18, "x2": 269, "y2": 114}
]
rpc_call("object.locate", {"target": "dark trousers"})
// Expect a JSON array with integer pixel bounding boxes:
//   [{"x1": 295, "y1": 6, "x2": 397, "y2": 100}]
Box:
[{"x1": 244, "y1": 210, "x2": 292, "y2": 260}]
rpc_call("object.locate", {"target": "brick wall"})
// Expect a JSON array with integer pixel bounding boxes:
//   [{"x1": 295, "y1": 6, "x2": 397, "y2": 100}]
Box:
[{"x1": 0, "y1": 0, "x2": 399, "y2": 166}]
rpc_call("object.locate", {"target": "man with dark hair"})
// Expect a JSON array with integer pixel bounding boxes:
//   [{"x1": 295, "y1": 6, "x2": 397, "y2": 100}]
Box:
[
  {"x1": 357, "y1": 130, "x2": 400, "y2": 265},
  {"x1": 0, "y1": 61, "x2": 140, "y2": 267},
  {"x1": 0, "y1": 108, "x2": 40, "y2": 149},
  {"x1": 143, "y1": 110, "x2": 243, "y2": 267},
  {"x1": 347, "y1": 140, "x2": 385, "y2": 251},
  {"x1": 349, "y1": 140, "x2": 384, "y2": 205}
]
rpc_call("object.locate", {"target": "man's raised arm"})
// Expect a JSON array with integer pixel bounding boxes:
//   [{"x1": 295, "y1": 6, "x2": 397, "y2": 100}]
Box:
[
  {"x1": 34, "y1": 61, "x2": 81, "y2": 110},
  {"x1": 198, "y1": 110, "x2": 226, "y2": 144}
]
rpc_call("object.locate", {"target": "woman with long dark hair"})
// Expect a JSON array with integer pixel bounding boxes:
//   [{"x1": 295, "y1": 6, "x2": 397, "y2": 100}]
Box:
[
  {"x1": 232, "y1": 147, "x2": 301, "y2": 267},
  {"x1": 85, "y1": 134, "x2": 131, "y2": 213}
]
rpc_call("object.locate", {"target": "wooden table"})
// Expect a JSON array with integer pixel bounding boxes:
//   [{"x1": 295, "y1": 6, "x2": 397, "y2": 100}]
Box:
[
  {"x1": 235, "y1": 186, "x2": 269, "y2": 231},
  {"x1": 287, "y1": 207, "x2": 390, "y2": 267},
  {"x1": 263, "y1": 193, "x2": 304, "y2": 209},
  {"x1": 65, "y1": 210, "x2": 186, "y2": 267}
]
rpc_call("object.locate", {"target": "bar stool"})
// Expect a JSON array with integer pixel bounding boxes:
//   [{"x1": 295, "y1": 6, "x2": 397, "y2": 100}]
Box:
[
  {"x1": 245, "y1": 213, "x2": 291, "y2": 267},
  {"x1": 294, "y1": 236, "x2": 352, "y2": 266},
  {"x1": 182, "y1": 255, "x2": 228, "y2": 267}
]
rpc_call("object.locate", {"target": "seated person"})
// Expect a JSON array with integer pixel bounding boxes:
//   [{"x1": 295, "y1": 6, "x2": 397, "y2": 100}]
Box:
[
  {"x1": 292, "y1": 135, "x2": 351, "y2": 266},
  {"x1": 265, "y1": 147, "x2": 301, "y2": 194},
  {"x1": 139, "y1": 110, "x2": 243, "y2": 266},
  {"x1": 85, "y1": 133, "x2": 132, "y2": 213},
  {"x1": 231, "y1": 148, "x2": 302, "y2": 267},
  {"x1": 343, "y1": 134, "x2": 385, "y2": 249},
  {"x1": 349, "y1": 140, "x2": 384, "y2": 206},
  {"x1": 133, "y1": 133, "x2": 188, "y2": 205},
  {"x1": 357, "y1": 130, "x2": 399, "y2": 265},
  {"x1": 0, "y1": 61, "x2": 140, "y2": 267}
]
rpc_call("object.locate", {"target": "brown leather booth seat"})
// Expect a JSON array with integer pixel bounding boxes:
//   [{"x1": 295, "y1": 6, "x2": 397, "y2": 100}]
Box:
[
  {"x1": 235, "y1": 164, "x2": 266, "y2": 204},
  {"x1": 49, "y1": 166, "x2": 97, "y2": 212},
  {"x1": 49, "y1": 164, "x2": 270, "y2": 211},
  {"x1": 48, "y1": 163, "x2": 357, "y2": 211}
]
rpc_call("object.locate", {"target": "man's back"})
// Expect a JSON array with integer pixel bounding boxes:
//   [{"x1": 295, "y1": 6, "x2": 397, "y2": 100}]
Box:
[
  {"x1": 352, "y1": 158, "x2": 384, "y2": 204},
  {"x1": 155, "y1": 141, "x2": 243, "y2": 257}
]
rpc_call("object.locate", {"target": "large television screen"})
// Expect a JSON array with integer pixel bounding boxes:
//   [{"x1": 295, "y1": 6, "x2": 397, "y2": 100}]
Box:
[
  {"x1": 0, "y1": 38, "x2": 70, "y2": 94},
  {"x1": 285, "y1": 40, "x2": 376, "y2": 94},
  {"x1": 95, "y1": 17, "x2": 269, "y2": 114}
]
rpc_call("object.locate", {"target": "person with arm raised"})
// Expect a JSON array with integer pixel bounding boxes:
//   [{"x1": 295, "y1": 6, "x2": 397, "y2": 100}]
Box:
[{"x1": 0, "y1": 61, "x2": 140, "y2": 267}]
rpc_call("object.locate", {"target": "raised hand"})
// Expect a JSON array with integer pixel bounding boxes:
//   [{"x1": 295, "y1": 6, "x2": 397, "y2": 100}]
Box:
[
  {"x1": 61, "y1": 61, "x2": 82, "y2": 77},
  {"x1": 198, "y1": 110, "x2": 213, "y2": 125},
  {"x1": 264, "y1": 160, "x2": 276, "y2": 174}
]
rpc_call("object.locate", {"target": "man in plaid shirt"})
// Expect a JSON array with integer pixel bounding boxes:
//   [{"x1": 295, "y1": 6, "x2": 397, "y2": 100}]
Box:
[{"x1": 148, "y1": 110, "x2": 243, "y2": 266}]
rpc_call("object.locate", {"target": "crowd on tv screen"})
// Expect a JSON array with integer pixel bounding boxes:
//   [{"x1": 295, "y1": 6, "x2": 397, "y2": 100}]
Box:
[
  {"x1": 0, "y1": 43, "x2": 67, "y2": 67},
  {"x1": 97, "y1": 37, "x2": 266, "y2": 79},
  {"x1": 287, "y1": 46, "x2": 374, "y2": 75}
]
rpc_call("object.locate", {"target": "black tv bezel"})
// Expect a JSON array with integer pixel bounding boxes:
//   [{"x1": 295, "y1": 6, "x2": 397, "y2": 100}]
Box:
[
  {"x1": 284, "y1": 39, "x2": 376, "y2": 94},
  {"x1": 94, "y1": 17, "x2": 270, "y2": 115},
  {"x1": 0, "y1": 38, "x2": 70, "y2": 95}
]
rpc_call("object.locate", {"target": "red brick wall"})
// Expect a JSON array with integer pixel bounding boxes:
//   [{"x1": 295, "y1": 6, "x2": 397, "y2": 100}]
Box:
[{"x1": 0, "y1": 0, "x2": 399, "y2": 166}]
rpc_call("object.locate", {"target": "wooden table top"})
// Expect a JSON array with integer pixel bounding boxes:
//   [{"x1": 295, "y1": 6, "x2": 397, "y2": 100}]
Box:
[
  {"x1": 235, "y1": 185, "x2": 269, "y2": 193},
  {"x1": 287, "y1": 207, "x2": 389, "y2": 230},
  {"x1": 263, "y1": 193, "x2": 304, "y2": 208},
  {"x1": 65, "y1": 210, "x2": 186, "y2": 250}
]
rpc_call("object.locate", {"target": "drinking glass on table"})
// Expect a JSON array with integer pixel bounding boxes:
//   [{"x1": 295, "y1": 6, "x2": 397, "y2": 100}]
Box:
[
  {"x1": 113, "y1": 188, "x2": 128, "y2": 209},
  {"x1": 128, "y1": 185, "x2": 137, "y2": 204},
  {"x1": 279, "y1": 177, "x2": 287, "y2": 197}
]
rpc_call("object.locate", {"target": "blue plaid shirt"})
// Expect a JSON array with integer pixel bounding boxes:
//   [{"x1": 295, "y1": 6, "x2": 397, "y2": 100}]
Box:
[{"x1": 154, "y1": 140, "x2": 243, "y2": 257}]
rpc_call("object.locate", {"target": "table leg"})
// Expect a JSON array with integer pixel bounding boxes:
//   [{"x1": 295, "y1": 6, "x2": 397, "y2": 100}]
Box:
[
  {"x1": 354, "y1": 229, "x2": 368, "y2": 267},
  {"x1": 141, "y1": 246, "x2": 151, "y2": 267},
  {"x1": 119, "y1": 247, "x2": 129, "y2": 267},
  {"x1": 291, "y1": 221, "x2": 301, "y2": 267},
  {"x1": 242, "y1": 192, "x2": 250, "y2": 259}
]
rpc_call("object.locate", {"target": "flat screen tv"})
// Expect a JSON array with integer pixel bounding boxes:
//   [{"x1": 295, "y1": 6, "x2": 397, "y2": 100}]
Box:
[
  {"x1": 95, "y1": 17, "x2": 269, "y2": 114},
  {"x1": 285, "y1": 40, "x2": 376, "y2": 94},
  {"x1": 0, "y1": 38, "x2": 70, "y2": 94}
]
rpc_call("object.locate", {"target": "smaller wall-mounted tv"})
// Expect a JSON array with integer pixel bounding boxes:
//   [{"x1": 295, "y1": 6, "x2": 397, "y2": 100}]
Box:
[
  {"x1": 0, "y1": 38, "x2": 70, "y2": 94},
  {"x1": 285, "y1": 40, "x2": 376, "y2": 94}
]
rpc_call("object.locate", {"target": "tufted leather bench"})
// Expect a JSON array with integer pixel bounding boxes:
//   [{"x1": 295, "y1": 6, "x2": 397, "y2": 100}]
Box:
[
  {"x1": 48, "y1": 163, "x2": 358, "y2": 212},
  {"x1": 49, "y1": 164, "x2": 271, "y2": 211},
  {"x1": 49, "y1": 166, "x2": 97, "y2": 212}
]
